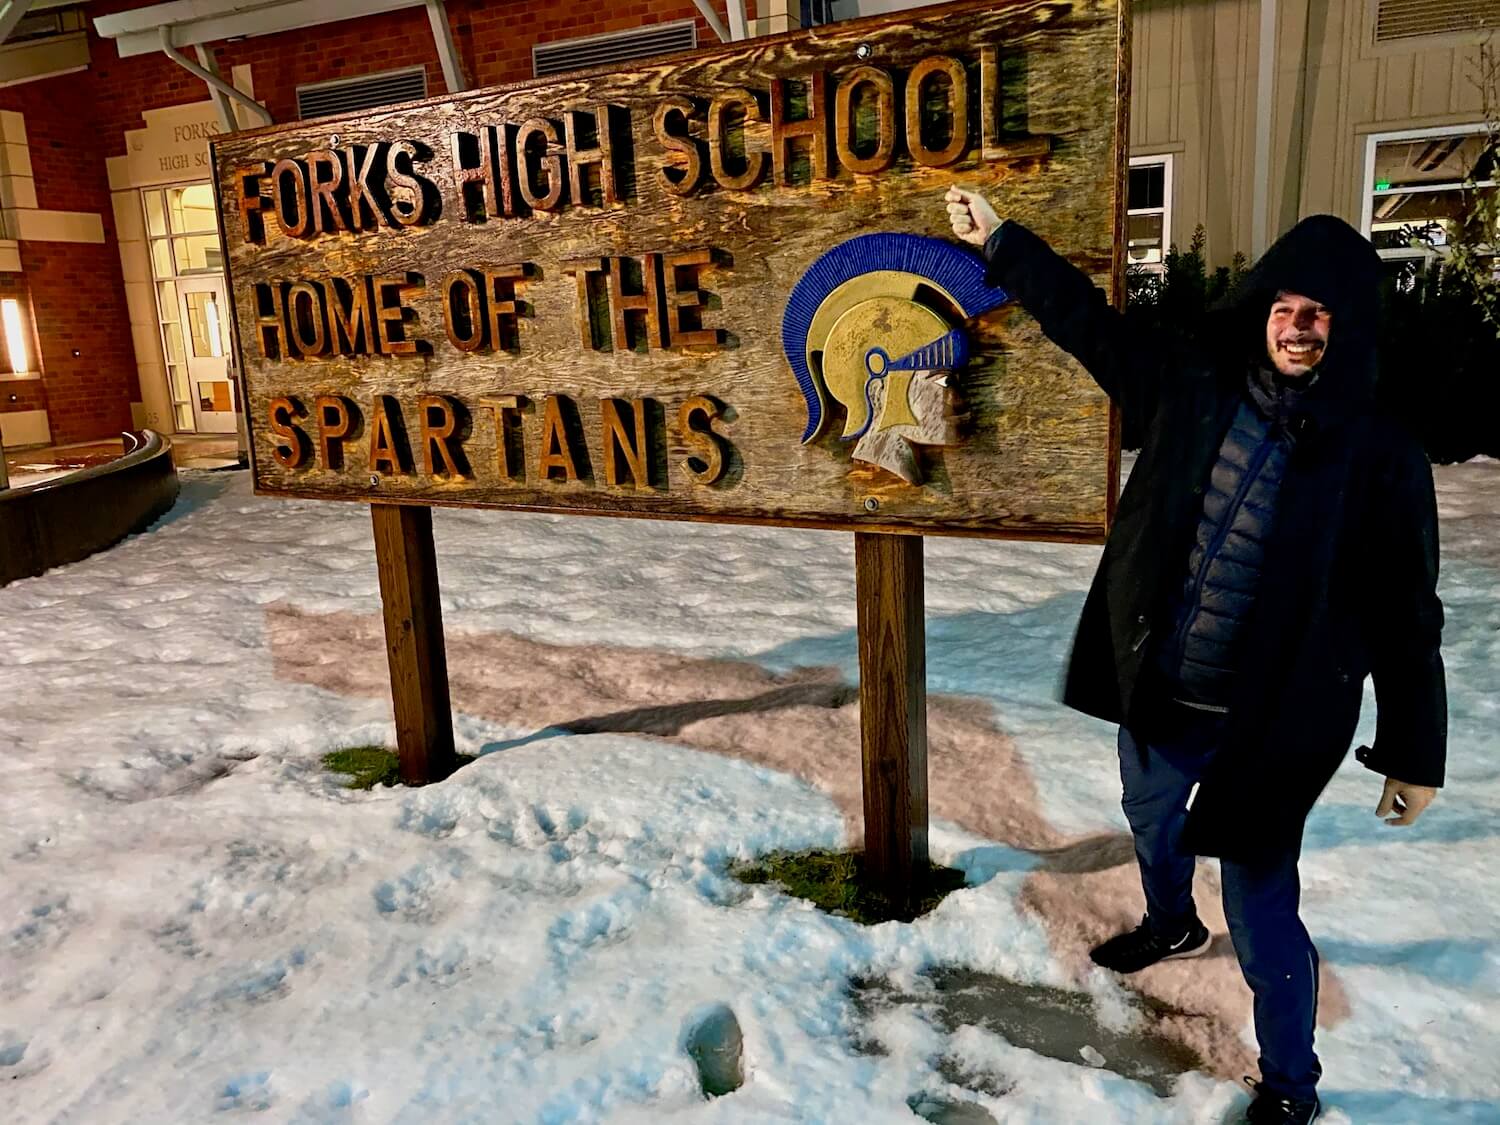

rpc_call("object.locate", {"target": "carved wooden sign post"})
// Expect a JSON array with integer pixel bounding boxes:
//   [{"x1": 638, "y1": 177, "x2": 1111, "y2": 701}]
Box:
[{"x1": 213, "y1": 0, "x2": 1126, "y2": 904}]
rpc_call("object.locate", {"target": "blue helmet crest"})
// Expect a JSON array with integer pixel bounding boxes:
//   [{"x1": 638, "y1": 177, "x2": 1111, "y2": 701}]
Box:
[{"x1": 781, "y1": 233, "x2": 1008, "y2": 443}]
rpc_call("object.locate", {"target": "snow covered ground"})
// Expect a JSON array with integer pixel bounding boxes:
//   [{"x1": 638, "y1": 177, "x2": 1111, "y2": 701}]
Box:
[{"x1": 2, "y1": 461, "x2": 1497, "y2": 1124}]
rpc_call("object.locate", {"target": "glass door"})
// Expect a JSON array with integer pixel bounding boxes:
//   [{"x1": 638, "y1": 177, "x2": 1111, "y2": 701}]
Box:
[
  {"x1": 144, "y1": 182, "x2": 229, "y2": 434},
  {"x1": 177, "y1": 277, "x2": 237, "y2": 434}
]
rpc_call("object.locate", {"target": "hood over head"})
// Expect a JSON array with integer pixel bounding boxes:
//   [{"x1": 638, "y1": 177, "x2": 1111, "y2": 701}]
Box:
[{"x1": 1215, "y1": 215, "x2": 1382, "y2": 406}]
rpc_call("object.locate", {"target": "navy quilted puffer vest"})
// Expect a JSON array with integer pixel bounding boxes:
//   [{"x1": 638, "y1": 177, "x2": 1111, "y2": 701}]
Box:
[{"x1": 1157, "y1": 370, "x2": 1304, "y2": 709}]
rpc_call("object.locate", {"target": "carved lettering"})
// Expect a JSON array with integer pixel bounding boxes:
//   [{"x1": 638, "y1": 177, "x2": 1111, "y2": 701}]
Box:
[
  {"x1": 708, "y1": 88, "x2": 767, "y2": 191},
  {"x1": 373, "y1": 276, "x2": 422, "y2": 356},
  {"x1": 450, "y1": 125, "x2": 518, "y2": 221},
  {"x1": 325, "y1": 275, "x2": 374, "y2": 354},
  {"x1": 678, "y1": 395, "x2": 729, "y2": 485},
  {"x1": 485, "y1": 266, "x2": 526, "y2": 352},
  {"x1": 662, "y1": 250, "x2": 719, "y2": 349},
  {"x1": 517, "y1": 118, "x2": 564, "y2": 211},
  {"x1": 480, "y1": 395, "x2": 526, "y2": 480},
  {"x1": 369, "y1": 394, "x2": 412, "y2": 475},
  {"x1": 562, "y1": 257, "x2": 607, "y2": 351},
  {"x1": 564, "y1": 106, "x2": 621, "y2": 207},
  {"x1": 419, "y1": 394, "x2": 470, "y2": 480},
  {"x1": 254, "y1": 282, "x2": 289, "y2": 359},
  {"x1": 385, "y1": 141, "x2": 436, "y2": 226},
  {"x1": 835, "y1": 66, "x2": 897, "y2": 175},
  {"x1": 343, "y1": 145, "x2": 382, "y2": 229},
  {"x1": 268, "y1": 395, "x2": 311, "y2": 469},
  {"x1": 906, "y1": 55, "x2": 969, "y2": 167},
  {"x1": 306, "y1": 149, "x2": 348, "y2": 233},
  {"x1": 537, "y1": 394, "x2": 583, "y2": 482},
  {"x1": 287, "y1": 281, "x2": 328, "y2": 356},
  {"x1": 653, "y1": 97, "x2": 703, "y2": 196},
  {"x1": 315, "y1": 394, "x2": 354, "y2": 471},
  {"x1": 442, "y1": 270, "x2": 485, "y2": 352},
  {"x1": 236, "y1": 163, "x2": 270, "y2": 244},
  {"x1": 607, "y1": 253, "x2": 665, "y2": 352},
  {"x1": 270, "y1": 158, "x2": 311, "y2": 238},
  {"x1": 770, "y1": 73, "x2": 829, "y2": 185},
  {"x1": 600, "y1": 397, "x2": 651, "y2": 490}
]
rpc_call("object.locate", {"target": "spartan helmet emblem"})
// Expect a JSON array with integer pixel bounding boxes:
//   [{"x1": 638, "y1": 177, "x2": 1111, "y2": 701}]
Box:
[{"x1": 782, "y1": 234, "x2": 1009, "y2": 485}]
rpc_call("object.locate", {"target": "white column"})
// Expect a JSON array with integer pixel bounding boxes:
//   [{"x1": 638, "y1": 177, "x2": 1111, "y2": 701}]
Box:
[{"x1": 1250, "y1": 0, "x2": 1278, "y2": 256}]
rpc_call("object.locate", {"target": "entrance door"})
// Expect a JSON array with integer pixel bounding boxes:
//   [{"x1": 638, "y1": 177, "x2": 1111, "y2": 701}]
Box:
[{"x1": 177, "y1": 277, "x2": 237, "y2": 434}]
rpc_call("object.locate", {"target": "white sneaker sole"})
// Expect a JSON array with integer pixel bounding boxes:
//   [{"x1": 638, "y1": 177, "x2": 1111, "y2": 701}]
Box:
[{"x1": 1161, "y1": 932, "x2": 1213, "y2": 961}]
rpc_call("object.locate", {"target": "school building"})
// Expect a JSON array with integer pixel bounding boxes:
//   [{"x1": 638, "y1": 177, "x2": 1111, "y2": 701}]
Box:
[{"x1": 0, "y1": 0, "x2": 1492, "y2": 450}]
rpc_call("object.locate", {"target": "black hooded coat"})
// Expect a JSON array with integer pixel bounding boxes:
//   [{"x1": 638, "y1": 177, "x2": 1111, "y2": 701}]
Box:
[{"x1": 983, "y1": 214, "x2": 1447, "y2": 862}]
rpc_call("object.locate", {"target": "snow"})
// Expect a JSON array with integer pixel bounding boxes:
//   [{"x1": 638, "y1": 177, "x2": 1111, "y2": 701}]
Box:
[{"x1": 2, "y1": 461, "x2": 1498, "y2": 1123}]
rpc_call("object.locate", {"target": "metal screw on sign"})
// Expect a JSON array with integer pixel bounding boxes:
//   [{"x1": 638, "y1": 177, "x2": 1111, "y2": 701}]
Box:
[
  {"x1": 864, "y1": 497, "x2": 880, "y2": 511},
  {"x1": 369, "y1": 474, "x2": 381, "y2": 487},
  {"x1": 855, "y1": 42, "x2": 873, "y2": 61},
  {"x1": 330, "y1": 135, "x2": 341, "y2": 147}
]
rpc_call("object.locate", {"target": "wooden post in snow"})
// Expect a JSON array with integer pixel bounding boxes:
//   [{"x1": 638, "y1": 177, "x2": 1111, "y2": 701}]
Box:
[
  {"x1": 371, "y1": 503, "x2": 456, "y2": 785},
  {"x1": 855, "y1": 531, "x2": 929, "y2": 904}
]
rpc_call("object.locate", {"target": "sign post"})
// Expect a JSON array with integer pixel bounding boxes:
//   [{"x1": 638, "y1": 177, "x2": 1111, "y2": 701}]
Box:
[
  {"x1": 371, "y1": 503, "x2": 457, "y2": 784},
  {"x1": 212, "y1": 0, "x2": 1127, "y2": 901},
  {"x1": 856, "y1": 532, "x2": 928, "y2": 900}
]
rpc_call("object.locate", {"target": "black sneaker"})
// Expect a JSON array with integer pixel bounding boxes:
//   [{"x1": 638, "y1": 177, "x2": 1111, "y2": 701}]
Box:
[
  {"x1": 1088, "y1": 915, "x2": 1211, "y2": 973},
  {"x1": 1244, "y1": 1077, "x2": 1320, "y2": 1124}
]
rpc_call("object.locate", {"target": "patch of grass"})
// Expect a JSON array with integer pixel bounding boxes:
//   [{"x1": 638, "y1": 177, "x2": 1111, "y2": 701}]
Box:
[
  {"x1": 730, "y1": 848, "x2": 967, "y2": 925},
  {"x1": 323, "y1": 746, "x2": 401, "y2": 789},
  {"x1": 322, "y1": 746, "x2": 475, "y2": 790}
]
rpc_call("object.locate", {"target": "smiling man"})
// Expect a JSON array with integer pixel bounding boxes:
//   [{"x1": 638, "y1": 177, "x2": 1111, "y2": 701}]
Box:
[{"x1": 945, "y1": 194, "x2": 1447, "y2": 1125}]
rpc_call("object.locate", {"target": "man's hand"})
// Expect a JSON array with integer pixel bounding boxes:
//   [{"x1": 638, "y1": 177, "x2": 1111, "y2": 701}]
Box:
[
  {"x1": 1376, "y1": 776, "x2": 1438, "y2": 826},
  {"x1": 945, "y1": 186, "x2": 1000, "y2": 247}
]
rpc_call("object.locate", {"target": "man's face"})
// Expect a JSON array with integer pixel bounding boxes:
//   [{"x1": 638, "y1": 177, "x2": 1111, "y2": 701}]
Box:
[{"x1": 1265, "y1": 290, "x2": 1332, "y2": 377}]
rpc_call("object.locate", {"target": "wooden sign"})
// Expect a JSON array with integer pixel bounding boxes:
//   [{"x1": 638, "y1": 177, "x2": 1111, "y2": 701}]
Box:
[{"x1": 213, "y1": 0, "x2": 1126, "y2": 541}]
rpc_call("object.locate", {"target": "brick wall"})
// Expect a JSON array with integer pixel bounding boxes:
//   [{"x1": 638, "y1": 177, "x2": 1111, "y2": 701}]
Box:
[
  {"x1": 0, "y1": 73, "x2": 140, "y2": 443},
  {"x1": 0, "y1": 0, "x2": 740, "y2": 442},
  {"x1": 458, "y1": 0, "x2": 727, "y2": 89},
  {"x1": 0, "y1": 274, "x2": 46, "y2": 416},
  {"x1": 85, "y1": 0, "x2": 732, "y2": 160},
  {"x1": 18, "y1": 241, "x2": 137, "y2": 442}
]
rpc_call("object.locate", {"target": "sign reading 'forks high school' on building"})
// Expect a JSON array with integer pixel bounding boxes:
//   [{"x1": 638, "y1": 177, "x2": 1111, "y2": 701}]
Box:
[{"x1": 212, "y1": 0, "x2": 1126, "y2": 541}]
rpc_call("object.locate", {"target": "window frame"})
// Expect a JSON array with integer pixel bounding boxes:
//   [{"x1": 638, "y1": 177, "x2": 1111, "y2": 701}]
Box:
[
  {"x1": 0, "y1": 295, "x2": 39, "y2": 381},
  {"x1": 142, "y1": 181, "x2": 226, "y2": 433},
  {"x1": 1126, "y1": 152, "x2": 1174, "y2": 276},
  {"x1": 1359, "y1": 122, "x2": 1497, "y2": 265}
]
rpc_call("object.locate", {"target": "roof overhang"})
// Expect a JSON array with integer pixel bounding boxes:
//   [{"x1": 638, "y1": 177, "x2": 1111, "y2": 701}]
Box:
[{"x1": 94, "y1": 0, "x2": 427, "y2": 58}]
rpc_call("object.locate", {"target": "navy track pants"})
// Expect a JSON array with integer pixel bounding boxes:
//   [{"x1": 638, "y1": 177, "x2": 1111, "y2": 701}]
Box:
[{"x1": 1118, "y1": 721, "x2": 1322, "y2": 1101}]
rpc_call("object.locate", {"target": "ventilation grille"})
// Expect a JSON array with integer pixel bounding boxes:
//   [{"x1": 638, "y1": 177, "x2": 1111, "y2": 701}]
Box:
[
  {"x1": 297, "y1": 67, "x2": 429, "y2": 120},
  {"x1": 7, "y1": 7, "x2": 86, "y2": 45},
  {"x1": 533, "y1": 21, "x2": 697, "y2": 79},
  {"x1": 1375, "y1": 0, "x2": 1500, "y2": 41}
]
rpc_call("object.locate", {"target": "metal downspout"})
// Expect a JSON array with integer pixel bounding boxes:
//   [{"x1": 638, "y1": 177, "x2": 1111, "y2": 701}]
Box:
[
  {"x1": 692, "y1": 0, "x2": 731, "y2": 42},
  {"x1": 0, "y1": 0, "x2": 35, "y2": 47},
  {"x1": 424, "y1": 0, "x2": 466, "y2": 92},
  {"x1": 158, "y1": 27, "x2": 272, "y2": 127}
]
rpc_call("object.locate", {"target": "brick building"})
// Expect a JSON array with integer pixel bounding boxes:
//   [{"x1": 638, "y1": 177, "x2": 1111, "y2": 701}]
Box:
[
  {"x1": 0, "y1": 0, "x2": 1493, "y2": 450},
  {"x1": 0, "y1": 0, "x2": 775, "y2": 450}
]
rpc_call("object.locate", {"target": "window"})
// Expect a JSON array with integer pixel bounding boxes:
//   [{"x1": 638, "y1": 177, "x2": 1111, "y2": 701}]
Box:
[
  {"x1": 1127, "y1": 154, "x2": 1173, "y2": 273},
  {"x1": 1373, "y1": 0, "x2": 1500, "y2": 44},
  {"x1": 1361, "y1": 125, "x2": 1497, "y2": 273},
  {"x1": 0, "y1": 297, "x2": 35, "y2": 380},
  {"x1": 142, "y1": 183, "x2": 224, "y2": 432},
  {"x1": 802, "y1": 0, "x2": 839, "y2": 24}
]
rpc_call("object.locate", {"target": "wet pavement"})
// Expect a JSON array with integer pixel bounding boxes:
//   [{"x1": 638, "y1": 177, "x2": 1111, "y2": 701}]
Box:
[{"x1": 852, "y1": 966, "x2": 1206, "y2": 1114}]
